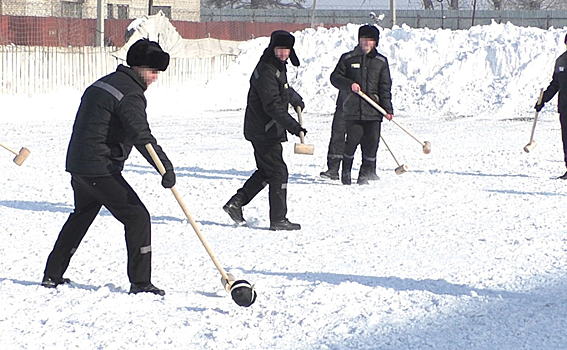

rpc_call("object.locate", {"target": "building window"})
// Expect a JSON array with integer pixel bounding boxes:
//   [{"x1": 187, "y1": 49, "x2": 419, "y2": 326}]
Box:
[
  {"x1": 61, "y1": 1, "x2": 83, "y2": 19},
  {"x1": 117, "y1": 5, "x2": 129, "y2": 19},
  {"x1": 107, "y1": 4, "x2": 114, "y2": 19},
  {"x1": 151, "y1": 6, "x2": 171, "y2": 19}
]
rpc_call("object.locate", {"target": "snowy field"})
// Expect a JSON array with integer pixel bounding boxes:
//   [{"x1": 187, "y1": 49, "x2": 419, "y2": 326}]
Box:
[{"x1": 1, "y1": 22, "x2": 567, "y2": 349}]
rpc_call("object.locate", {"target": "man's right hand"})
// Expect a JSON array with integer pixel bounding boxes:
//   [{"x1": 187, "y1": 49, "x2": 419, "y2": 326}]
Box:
[
  {"x1": 535, "y1": 102, "x2": 544, "y2": 112},
  {"x1": 351, "y1": 83, "x2": 361, "y2": 93}
]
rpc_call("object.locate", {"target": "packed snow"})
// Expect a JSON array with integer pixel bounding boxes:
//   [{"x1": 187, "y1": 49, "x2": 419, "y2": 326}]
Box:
[{"x1": 1, "y1": 22, "x2": 567, "y2": 349}]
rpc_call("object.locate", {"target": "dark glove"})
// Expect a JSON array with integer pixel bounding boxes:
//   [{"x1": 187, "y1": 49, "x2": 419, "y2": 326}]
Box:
[
  {"x1": 534, "y1": 102, "x2": 544, "y2": 112},
  {"x1": 161, "y1": 169, "x2": 176, "y2": 188},
  {"x1": 294, "y1": 100, "x2": 305, "y2": 111},
  {"x1": 292, "y1": 127, "x2": 307, "y2": 137}
]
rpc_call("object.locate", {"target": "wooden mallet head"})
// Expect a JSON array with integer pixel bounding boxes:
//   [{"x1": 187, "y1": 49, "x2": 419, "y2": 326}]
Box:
[
  {"x1": 395, "y1": 164, "x2": 409, "y2": 175},
  {"x1": 14, "y1": 147, "x2": 30, "y2": 166},
  {"x1": 423, "y1": 141, "x2": 432, "y2": 154},
  {"x1": 524, "y1": 141, "x2": 537, "y2": 153}
]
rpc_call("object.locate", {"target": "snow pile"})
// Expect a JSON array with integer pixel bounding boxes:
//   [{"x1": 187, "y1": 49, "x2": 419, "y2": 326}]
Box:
[{"x1": 204, "y1": 22, "x2": 565, "y2": 119}]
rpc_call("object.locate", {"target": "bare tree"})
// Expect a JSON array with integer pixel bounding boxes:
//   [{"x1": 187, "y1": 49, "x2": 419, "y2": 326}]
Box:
[{"x1": 423, "y1": 0, "x2": 435, "y2": 9}]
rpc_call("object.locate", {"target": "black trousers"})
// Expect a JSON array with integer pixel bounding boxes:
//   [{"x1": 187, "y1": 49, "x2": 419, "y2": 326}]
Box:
[
  {"x1": 44, "y1": 173, "x2": 152, "y2": 283},
  {"x1": 342, "y1": 120, "x2": 382, "y2": 172},
  {"x1": 237, "y1": 142, "x2": 289, "y2": 222},
  {"x1": 560, "y1": 112, "x2": 567, "y2": 167},
  {"x1": 325, "y1": 106, "x2": 346, "y2": 170}
]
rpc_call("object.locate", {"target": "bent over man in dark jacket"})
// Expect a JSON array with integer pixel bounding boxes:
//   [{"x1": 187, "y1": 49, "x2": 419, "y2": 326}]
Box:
[
  {"x1": 535, "y1": 33, "x2": 567, "y2": 179},
  {"x1": 42, "y1": 39, "x2": 175, "y2": 296},
  {"x1": 330, "y1": 25, "x2": 393, "y2": 185},
  {"x1": 223, "y1": 30, "x2": 306, "y2": 231}
]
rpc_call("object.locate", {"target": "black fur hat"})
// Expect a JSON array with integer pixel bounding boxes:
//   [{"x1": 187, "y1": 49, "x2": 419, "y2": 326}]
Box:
[
  {"x1": 358, "y1": 25, "x2": 380, "y2": 44},
  {"x1": 127, "y1": 39, "x2": 170, "y2": 71},
  {"x1": 268, "y1": 30, "x2": 300, "y2": 67}
]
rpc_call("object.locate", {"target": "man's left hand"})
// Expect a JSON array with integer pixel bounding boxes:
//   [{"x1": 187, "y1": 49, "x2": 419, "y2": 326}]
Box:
[{"x1": 385, "y1": 114, "x2": 393, "y2": 121}]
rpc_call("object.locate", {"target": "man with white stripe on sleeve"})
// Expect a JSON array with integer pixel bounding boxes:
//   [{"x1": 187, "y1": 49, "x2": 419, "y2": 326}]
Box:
[{"x1": 42, "y1": 39, "x2": 175, "y2": 296}]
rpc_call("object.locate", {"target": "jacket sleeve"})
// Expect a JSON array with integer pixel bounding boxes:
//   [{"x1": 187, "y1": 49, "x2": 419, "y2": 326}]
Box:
[
  {"x1": 330, "y1": 54, "x2": 355, "y2": 92},
  {"x1": 117, "y1": 93, "x2": 174, "y2": 172},
  {"x1": 542, "y1": 72, "x2": 559, "y2": 104},
  {"x1": 288, "y1": 86, "x2": 304, "y2": 109},
  {"x1": 378, "y1": 59, "x2": 394, "y2": 115},
  {"x1": 253, "y1": 65, "x2": 302, "y2": 134}
]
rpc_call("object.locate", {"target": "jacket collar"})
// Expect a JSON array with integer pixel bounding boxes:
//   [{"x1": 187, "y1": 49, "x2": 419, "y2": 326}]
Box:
[{"x1": 117, "y1": 64, "x2": 147, "y2": 91}]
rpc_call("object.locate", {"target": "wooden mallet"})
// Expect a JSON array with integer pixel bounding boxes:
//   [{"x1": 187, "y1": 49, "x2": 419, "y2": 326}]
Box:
[
  {"x1": 293, "y1": 106, "x2": 314, "y2": 155},
  {"x1": 145, "y1": 143, "x2": 256, "y2": 307},
  {"x1": 356, "y1": 91, "x2": 432, "y2": 154},
  {"x1": 0, "y1": 142, "x2": 30, "y2": 166},
  {"x1": 380, "y1": 135, "x2": 409, "y2": 175},
  {"x1": 524, "y1": 88, "x2": 544, "y2": 153}
]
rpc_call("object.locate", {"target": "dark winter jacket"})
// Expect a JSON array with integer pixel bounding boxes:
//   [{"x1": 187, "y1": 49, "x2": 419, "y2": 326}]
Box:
[
  {"x1": 542, "y1": 51, "x2": 567, "y2": 114},
  {"x1": 330, "y1": 45, "x2": 393, "y2": 121},
  {"x1": 244, "y1": 50, "x2": 304, "y2": 144},
  {"x1": 66, "y1": 64, "x2": 173, "y2": 176}
]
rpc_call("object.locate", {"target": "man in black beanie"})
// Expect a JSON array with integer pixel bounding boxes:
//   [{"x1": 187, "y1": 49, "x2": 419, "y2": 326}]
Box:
[
  {"x1": 42, "y1": 39, "x2": 175, "y2": 295},
  {"x1": 223, "y1": 30, "x2": 306, "y2": 230},
  {"x1": 330, "y1": 24, "x2": 393, "y2": 185},
  {"x1": 535, "y1": 33, "x2": 567, "y2": 179}
]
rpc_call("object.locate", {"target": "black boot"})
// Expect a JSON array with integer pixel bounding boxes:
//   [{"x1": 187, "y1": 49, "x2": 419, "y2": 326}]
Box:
[
  {"x1": 223, "y1": 192, "x2": 246, "y2": 225},
  {"x1": 357, "y1": 171, "x2": 369, "y2": 185},
  {"x1": 269, "y1": 218, "x2": 301, "y2": 231},
  {"x1": 341, "y1": 156, "x2": 353, "y2": 185},
  {"x1": 367, "y1": 165, "x2": 380, "y2": 181},
  {"x1": 362, "y1": 160, "x2": 379, "y2": 181},
  {"x1": 320, "y1": 158, "x2": 341, "y2": 180},
  {"x1": 41, "y1": 275, "x2": 71, "y2": 288},
  {"x1": 129, "y1": 282, "x2": 165, "y2": 296},
  {"x1": 559, "y1": 171, "x2": 567, "y2": 180}
]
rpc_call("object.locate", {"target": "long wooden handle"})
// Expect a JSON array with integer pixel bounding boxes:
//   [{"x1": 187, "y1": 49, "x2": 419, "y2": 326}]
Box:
[
  {"x1": 356, "y1": 91, "x2": 425, "y2": 146},
  {"x1": 145, "y1": 143, "x2": 230, "y2": 283},
  {"x1": 380, "y1": 135, "x2": 401, "y2": 167},
  {"x1": 0, "y1": 142, "x2": 19, "y2": 155},
  {"x1": 529, "y1": 88, "x2": 545, "y2": 143},
  {"x1": 295, "y1": 106, "x2": 305, "y2": 144}
]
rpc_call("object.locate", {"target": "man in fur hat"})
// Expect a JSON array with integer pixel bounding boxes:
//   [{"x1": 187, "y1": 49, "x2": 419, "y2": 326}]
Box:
[
  {"x1": 330, "y1": 24, "x2": 394, "y2": 185},
  {"x1": 223, "y1": 30, "x2": 306, "y2": 231},
  {"x1": 41, "y1": 39, "x2": 175, "y2": 296}
]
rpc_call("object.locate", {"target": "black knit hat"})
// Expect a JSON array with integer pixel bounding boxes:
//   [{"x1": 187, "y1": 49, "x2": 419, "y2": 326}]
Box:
[
  {"x1": 268, "y1": 30, "x2": 300, "y2": 67},
  {"x1": 358, "y1": 25, "x2": 380, "y2": 43},
  {"x1": 127, "y1": 39, "x2": 170, "y2": 71}
]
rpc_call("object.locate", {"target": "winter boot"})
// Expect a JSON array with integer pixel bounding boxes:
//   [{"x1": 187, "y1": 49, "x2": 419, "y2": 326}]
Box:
[
  {"x1": 341, "y1": 156, "x2": 353, "y2": 185},
  {"x1": 129, "y1": 282, "x2": 165, "y2": 296},
  {"x1": 559, "y1": 171, "x2": 567, "y2": 180},
  {"x1": 357, "y1": 171, "x2": 369, "y2": 185},
  {"x1": 269, "y1": 218, "x2": 301, "y2": 231},
  {"x1": 320, "y1": 158, "x2": 341, "y2": 180},
  {"x1": 367, "y1": 165, "x2": 380, "y2": 181},
  {"x1": 41, "y1": 275, "x2": 71, "y2": 288},
  {"x1": 223, "y1": 192, "x2": 246, "y2": 225},
  {"x1": 361, "y1": 160, "x2": 379, "y2": 181}
]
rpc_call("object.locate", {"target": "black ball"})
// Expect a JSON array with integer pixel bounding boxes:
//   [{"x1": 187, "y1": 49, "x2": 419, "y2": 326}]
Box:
[{"x1": 230, "y1": 280, "x2": 257, "y2": 307}]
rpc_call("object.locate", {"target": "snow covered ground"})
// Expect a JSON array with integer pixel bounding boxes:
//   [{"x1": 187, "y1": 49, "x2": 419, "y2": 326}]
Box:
[{"x1": 1, "y1": 22, "x2": 567, "y2": 349}]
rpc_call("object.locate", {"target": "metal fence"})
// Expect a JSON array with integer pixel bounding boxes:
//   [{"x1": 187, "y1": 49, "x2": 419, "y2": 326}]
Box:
[
  {"x1": 201, "y1": 9, "x2": 567, "y2": 30},
  {"x1": 0, "y1": 45, "x2": 236, "y2": 94}
]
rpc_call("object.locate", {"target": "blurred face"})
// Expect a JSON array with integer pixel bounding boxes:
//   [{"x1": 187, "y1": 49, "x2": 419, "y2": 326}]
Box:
[
  {"x1": 274, "y1": 46, "x2": 291, "y2": 62},
  {"x1": 133, "y1": 66, "x2": 160, "y2": 87},
  {"x1": 359, "y1": 38, "x2": 376, "y2": 54}
]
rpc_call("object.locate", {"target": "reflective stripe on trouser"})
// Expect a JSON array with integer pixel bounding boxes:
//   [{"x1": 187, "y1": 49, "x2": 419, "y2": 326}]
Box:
[{"x1": 44, "y1": 173, "x2": 152, "y2": 283}]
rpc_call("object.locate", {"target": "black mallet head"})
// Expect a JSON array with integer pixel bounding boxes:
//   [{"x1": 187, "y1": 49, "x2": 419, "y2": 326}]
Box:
[{"x1": 230, "y1": 280, "x2": 257, "y2": 307}]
